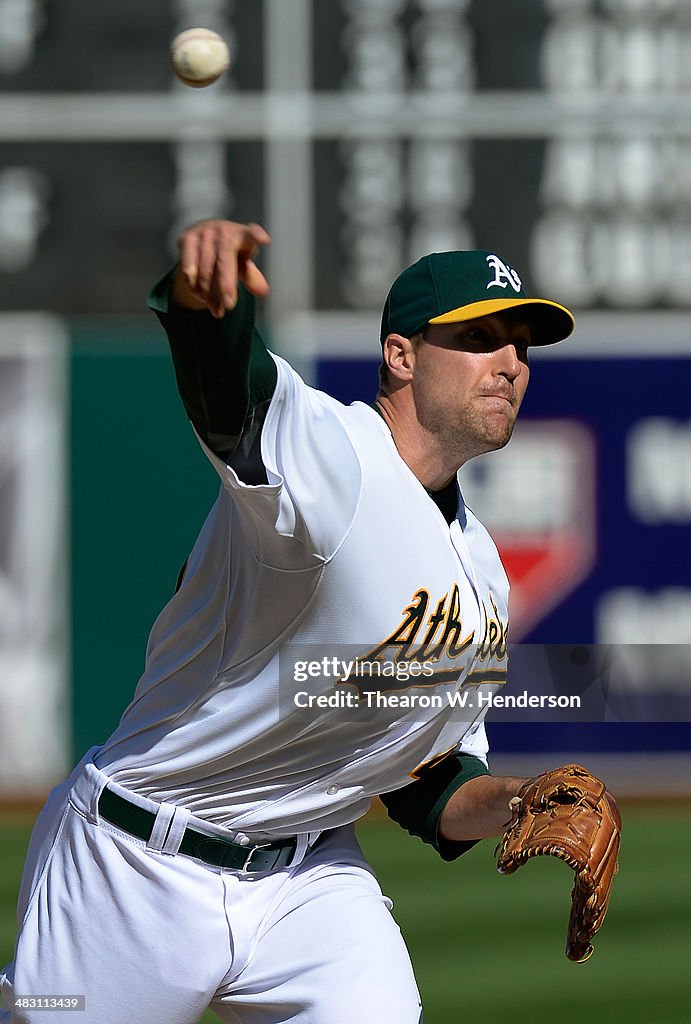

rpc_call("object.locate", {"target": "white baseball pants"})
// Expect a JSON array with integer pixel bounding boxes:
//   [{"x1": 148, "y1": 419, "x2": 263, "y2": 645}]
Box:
[{"x1": 0, "y1": 755, "x2": 422, "y2": 1024}]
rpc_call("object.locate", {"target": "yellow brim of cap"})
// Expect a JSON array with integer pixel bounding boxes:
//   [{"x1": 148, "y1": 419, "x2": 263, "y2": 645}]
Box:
[{"x1": 428, "y1": 297, "x2": 575, "y2": 346}]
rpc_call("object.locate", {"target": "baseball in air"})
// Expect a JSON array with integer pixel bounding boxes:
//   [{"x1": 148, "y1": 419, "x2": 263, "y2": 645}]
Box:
[{"x1": 171, "y1": 28, "x2": 230, "y2": 88}]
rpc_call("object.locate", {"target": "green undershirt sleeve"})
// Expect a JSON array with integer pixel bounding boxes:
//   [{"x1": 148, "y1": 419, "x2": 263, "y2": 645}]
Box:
[
  {"x1": 380, "y1": 751, "x2": 490, "y2": 862},
  {"x1": 148, "y1": 267, "x2": 277, "y2": 477}
]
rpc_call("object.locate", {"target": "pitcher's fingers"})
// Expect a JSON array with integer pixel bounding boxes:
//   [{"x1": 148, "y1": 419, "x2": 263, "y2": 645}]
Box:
[
  {"x1": 195, "y1": 225, "x2": 229, "y2": 298},
  {"x1": 210, "y1": 228, "x2": 259, "y2": 307},
  {"x1": 245, "y1": 222, "x2": 272, "y2": 247},
  {"x1": 212, "y1": 246, "x2": 243, "y2": 310},
  {"x1": 239, "y1": 257, "x2": 270, "y2": 297},
  {"x1": 208, "y1": 256, "x2": 236, "y2": 317},
  {"x1": 231, "y1": 224, "x2": 271, "y2": 300},
  {"x1": 178, "y1": 231, "x2": 203, "y2": 290}
]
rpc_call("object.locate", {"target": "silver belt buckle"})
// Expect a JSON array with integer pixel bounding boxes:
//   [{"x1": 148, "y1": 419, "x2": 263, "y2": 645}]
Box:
[{"x1": 242, "y1": 842, "x2": 271, "y2": 872}]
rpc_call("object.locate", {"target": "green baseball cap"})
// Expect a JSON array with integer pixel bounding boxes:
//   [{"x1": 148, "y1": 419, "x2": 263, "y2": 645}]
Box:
[{"x1": 380, "y1": 250, "x2": 574, "y2": 346}]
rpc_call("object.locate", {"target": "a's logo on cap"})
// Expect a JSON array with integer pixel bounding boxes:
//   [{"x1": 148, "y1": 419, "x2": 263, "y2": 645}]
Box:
[{"x1": 486, "y1": 254, "x2": 522, "y2": 293}]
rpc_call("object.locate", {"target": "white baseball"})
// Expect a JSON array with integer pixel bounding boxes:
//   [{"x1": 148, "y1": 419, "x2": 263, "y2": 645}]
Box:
[{"x1": 171, "y1": 28, "x2": 230, "y2": 88}]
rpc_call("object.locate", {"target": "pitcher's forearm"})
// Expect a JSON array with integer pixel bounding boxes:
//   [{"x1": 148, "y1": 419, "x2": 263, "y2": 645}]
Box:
[{"x1": 438, "y1": 773, "x2": 528, "y2": 841}]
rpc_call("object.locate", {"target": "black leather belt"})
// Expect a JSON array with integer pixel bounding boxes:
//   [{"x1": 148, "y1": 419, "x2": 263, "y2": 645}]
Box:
[{"x1": 98, "y1": 787, "x2": 297, "y2": 872}]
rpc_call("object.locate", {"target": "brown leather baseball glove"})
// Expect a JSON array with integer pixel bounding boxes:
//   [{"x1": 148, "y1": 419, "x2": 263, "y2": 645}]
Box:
[{"x1": 495, "y1": 764, "x2": 622, "y2": 963}]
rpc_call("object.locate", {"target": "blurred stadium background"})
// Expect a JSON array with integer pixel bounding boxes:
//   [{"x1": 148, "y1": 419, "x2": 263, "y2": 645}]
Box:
[{"x1": 0, "y1": 2, "x2": 689, "y2": 1022}]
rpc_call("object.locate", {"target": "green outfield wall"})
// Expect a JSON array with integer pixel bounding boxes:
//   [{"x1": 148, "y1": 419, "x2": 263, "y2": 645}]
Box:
[{"x1": 70, "y1": 323, "x2": 218, "y2": 762}]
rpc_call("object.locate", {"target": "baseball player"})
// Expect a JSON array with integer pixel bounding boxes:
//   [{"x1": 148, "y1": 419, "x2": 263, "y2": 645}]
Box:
[{"x1": 1, "y1": 220, "x2": 576, "y2": 1023}]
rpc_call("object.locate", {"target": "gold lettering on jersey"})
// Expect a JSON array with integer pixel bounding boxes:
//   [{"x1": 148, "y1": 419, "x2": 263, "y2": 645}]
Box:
[
  {"x1": 477, "y1": 593, "x2": 507, "y2": 661},
  {"x1": 465, "y1": 593, "x2": 508, "y2": 687},
  {"x1": 406, "y1": 595, "x2": 509, "y2": 777},
  {"x1": 334, "y1": 585, "x2": 509, "y2": 697},
  {"x1": 360, "y1": 584, "x2": 474, "y2": 669}
]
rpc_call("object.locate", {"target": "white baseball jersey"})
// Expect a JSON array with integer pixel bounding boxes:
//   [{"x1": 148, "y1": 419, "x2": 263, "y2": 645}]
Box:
[{"x1": 96, "y1": 353, "x2": 509, "y2": 836}]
